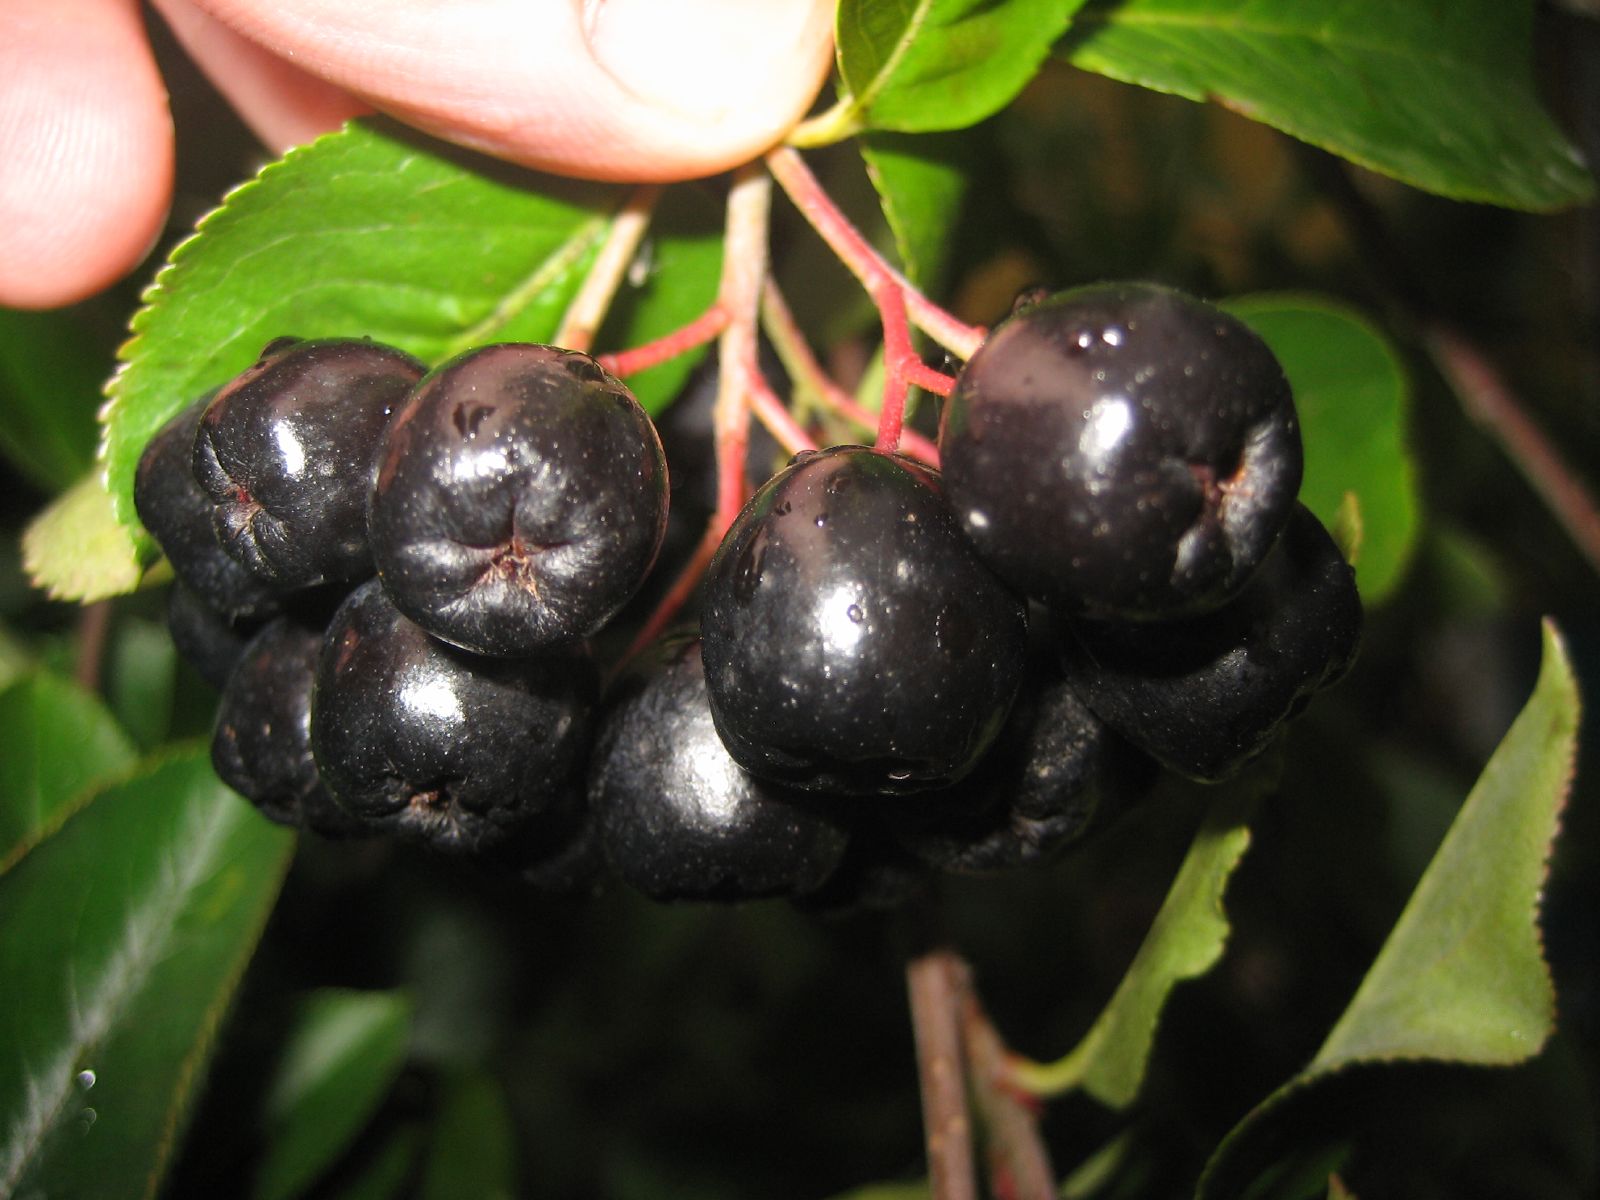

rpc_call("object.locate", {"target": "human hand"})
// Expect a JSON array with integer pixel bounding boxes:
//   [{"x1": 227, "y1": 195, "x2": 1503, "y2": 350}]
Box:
[{"x1": 0, "y1": 0, "x2": 835, "y2": 309}]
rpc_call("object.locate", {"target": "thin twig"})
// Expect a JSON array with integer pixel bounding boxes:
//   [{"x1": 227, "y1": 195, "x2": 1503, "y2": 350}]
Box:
[
  {"x1": 618, "y1": 167, "x2": 771, "y2": 666},
  {"x1": 554, "y1": 184, "x2": 662, "y2": 351},
  {"x1": 765, "y1": 147, "x2": 986, "y2": 360},
  {"x1": 1299, "y1": 146, "x2": 1600, "y2": 579},
  {"x1": 1425, "y1": 324, "x2": 1600, "y2": 576},
  {"x1": 760, "y1": 281, "x2": 941, "y2": 463},
  {"x1": 598, "y1": 305, "x2": 729, "y2": 378},
  {"x1": 73, "y1": 600, "x2": 113, "y2": 693},
  {"x1": 907, "y1": 945, "x2": 979, "y2": 1200},
  {"x1": 956, "y1": 964, "x2": 1057, "y2": 1200}
]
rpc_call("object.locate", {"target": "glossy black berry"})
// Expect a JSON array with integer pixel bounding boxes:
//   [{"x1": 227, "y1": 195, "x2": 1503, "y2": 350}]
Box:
[
  {"x1": 212, "y1": 617, "x2": 366, "y2": 837},
  {"x1": 192, "y1": 337, "x2": 426, "y2": 591},
  {"x1": 590, "y1": 638, "x2": 850, "y2": 901},
  {"x1": 940, "y1": 282, "x2": 1302, "y2": 619},
  {"x1": 309, "y1": 579, "x2": 597, "y2": 854},
  {"x1": 700, "y1": 445, "x2": 1028, "y2": 796},
  {"x1": 166, "y1": 583, "x2": 263, "y2": 690},
  {"x1": 135, "y1": 396, "x2": 281, "y2": 620},
  {"x1": 888, "y1": 665, "x2": 1150, "y2": 876},
  {"x1": 369, "y1": 343, "x2": 668, "y2": 656},
  {"x1": 1058, "y1": 503, "x2": 1362, "y2": 781}
]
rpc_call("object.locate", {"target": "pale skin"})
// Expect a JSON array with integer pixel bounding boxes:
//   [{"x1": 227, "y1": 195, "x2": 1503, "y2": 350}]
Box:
[{"x1": 0, "y1": 0, "x2": 836, "y2": 309}]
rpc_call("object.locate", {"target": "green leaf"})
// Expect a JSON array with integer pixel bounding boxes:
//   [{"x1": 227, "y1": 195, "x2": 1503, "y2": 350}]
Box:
[
  {"x1": 1315, "y1": 621, "x2": 1573, "y2": 1066},
  {"x1": 22, "y1": 472, "x2": 146, "y2": 603},
  {"x1": 801, "y1": 0, "x2": 1088, "y2": 142},
  {"x1": 859, "y1": 132, "x2": 971, "y2": 291},
  {"x1": 1010, "y1": 784, "x2": 1257, "y2": 1108},
  {"x1": 0, "y1": 672, "x2": 138, "y2": 874},
  {"x1": 1198, "y1": 619, "x2": 1579, "y2": 1199},
  {"x1": 0, "y1": 307, "x2": 108, "y2": 493},
  {"x1": 417, "y1": 1072, "x2": 516, "y2": 1200},
  {"x1": 103, "y1": 118, "x2": 624, "y2": 565},
  {"x1": 0, "y1": 626, "x2": 30, "y2": 692},
  {"x1": 0, "y1": 747, "x2": 295, "y2": 1199},
  {"x1": 255, "y1": 989, "x2": 414, "y2": 1200},
  {"x1": 1059, "y1": 0, "x2": 1594, "y2": 210},
  {"x1": 593, "y1": 184, "x2": 724, "y2": 415},
  {"x1": 1225, "y1": 296, "x2": 1420, "y2": 604},
  {"x1": 105, "y1": 616, "x2": 178, "y2": 751},
  {"x1": 324, "y1": 1126, "x2": 424, "y2": 1200}
]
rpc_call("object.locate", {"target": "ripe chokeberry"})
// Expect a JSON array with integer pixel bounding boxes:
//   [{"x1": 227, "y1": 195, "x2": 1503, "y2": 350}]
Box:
[
  {"x1": 309, "y1": 580, "x2": 598, "y2": 854},
  {"x1": 369, "y1": 343, "x2": 669, "y2": 656},
  {"x1": 940, "y1": 283, "x2": 1302, "y2": 620},
  {"x1": 212, "y1": 616, "x2": 366, "y2": 837},
  {"x1": 590, "y1": 638, "x2": 851, "y2": 901},
  {"x1": 192, "y1": 337, "x2": 426, "y2": 591},
  {"x1": 135, "y1": 395, "x2": 281, "y2": 621},
  {"x1": 1057, "y1": 503, "x2": 1362, "y2": 781},
  {"x1": 887, "y1": 662, "x2": 1151, "y2": 875},
  {"x1": 700, "y1": 445, "x2": 1028, "y2": 796}
]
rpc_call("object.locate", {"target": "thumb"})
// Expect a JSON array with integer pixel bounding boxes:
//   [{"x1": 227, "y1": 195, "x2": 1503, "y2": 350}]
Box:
[{"x1": 191, "y1": 0, "x2": 836, "y2": 181}]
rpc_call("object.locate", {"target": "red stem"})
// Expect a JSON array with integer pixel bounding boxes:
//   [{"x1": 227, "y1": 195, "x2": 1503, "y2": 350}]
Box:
[
  {"x1": 760, "y1": 280, "x2": 940, "y2": 464},
  {"x1": 598, "y1": 305, "x2": 730, "y2": 378},
  {"x1": 765, "y1": 147, "x2": 987, "y2": 361}
]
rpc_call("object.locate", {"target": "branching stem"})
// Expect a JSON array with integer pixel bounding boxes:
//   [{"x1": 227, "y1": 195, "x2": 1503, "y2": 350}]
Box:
[
  {"x1": 761, "y1": 281, "x2": 940, "y2": 464},
  {"x1": 906, "y1": 944, "x2": 979, "y2": 1200},
  {"x1": 764, "y1": 147, "x2": 986, "y2": 360},
  {"x1": 619, "y1": 166, "x2": 771, "y2": 664},
  {"x1": 554, "y1": 185, "x2": 661, "y2": 352}
]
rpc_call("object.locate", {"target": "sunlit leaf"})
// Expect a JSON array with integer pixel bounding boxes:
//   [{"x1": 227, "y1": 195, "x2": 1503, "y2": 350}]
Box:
[
  {"x1": 800, "y1": 0, "x2": 1088, "y2": 142},
  {"x1": 859, "y1": 132, "x2": 971, "y2": 291},
  {"x1": 22, "y1": 473, "x2": 146, "y2": 604},
  {"x1": 0, "y1": 748, "x2": 295, "y2": 1199},
  {"x1": 103, "y1": 118, "x2": 624, "y2": 566}
]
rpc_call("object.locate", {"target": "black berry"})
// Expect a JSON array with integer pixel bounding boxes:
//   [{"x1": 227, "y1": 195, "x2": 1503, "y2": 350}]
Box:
[
  {"x1": 940, "y1": 283, "x2": 1302, "y2": 619},
  {"x1": 1057, "y1": 503, "x2": 1362, "y2": 781},
  {"x1": 309, "y1": 579, "x2": 597, "y2": 854},
  {"x1": 369, "y1": 343, "x2": 669, "y2": 656},
  {"x1": 212, "y1": 616, "x2": 366, "y2": 837},
  {"x1": 888, "y1": 665, "x2": 1150, "y2": 876},
  {"x1": 135, "y1": 395, "x2": 281, "y2": 620},
  {"x1": 192, "y1": 337, "x2": 426, "y2": 591},
  {"x1": 700, "y1": 445, "x2": 1028, "y2": 796},
  {"x1": 590, "y1": 638, "x2": 850, "y2": 901}
]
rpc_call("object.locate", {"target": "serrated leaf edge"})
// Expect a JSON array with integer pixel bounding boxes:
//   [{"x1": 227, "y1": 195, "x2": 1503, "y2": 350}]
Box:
[{"x1": 1194, "y1": 619, "x2": 1579, "y2": 1199}]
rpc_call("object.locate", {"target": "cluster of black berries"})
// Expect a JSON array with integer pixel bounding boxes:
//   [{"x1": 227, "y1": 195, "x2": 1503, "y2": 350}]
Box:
[{"x1": 137, "y1": 281, "x2": 1362, "y2": 907}]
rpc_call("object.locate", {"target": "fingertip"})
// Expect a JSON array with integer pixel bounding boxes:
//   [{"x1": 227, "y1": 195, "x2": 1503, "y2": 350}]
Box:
[
  {"x1": 0, "y1": 1, "x2": 175, "y2": 309},
  {"x1": 189, "y1": 0, "x2": 834, "y2": 182},
  {"x1": 153, "y1": 0, "x2": 370, "y2": 155},
  {"x1": 579, "y1": 0, "x2": 836, "y2": 178}
]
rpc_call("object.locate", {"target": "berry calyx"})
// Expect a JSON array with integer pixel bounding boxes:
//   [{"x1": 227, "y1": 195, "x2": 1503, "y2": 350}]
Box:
[
  {"x1": 369, "y1": 343, "x2": 669, "y2": 656},
  {"x1": 192, "y1": 337, "x2": 426, "y2": 591}
]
